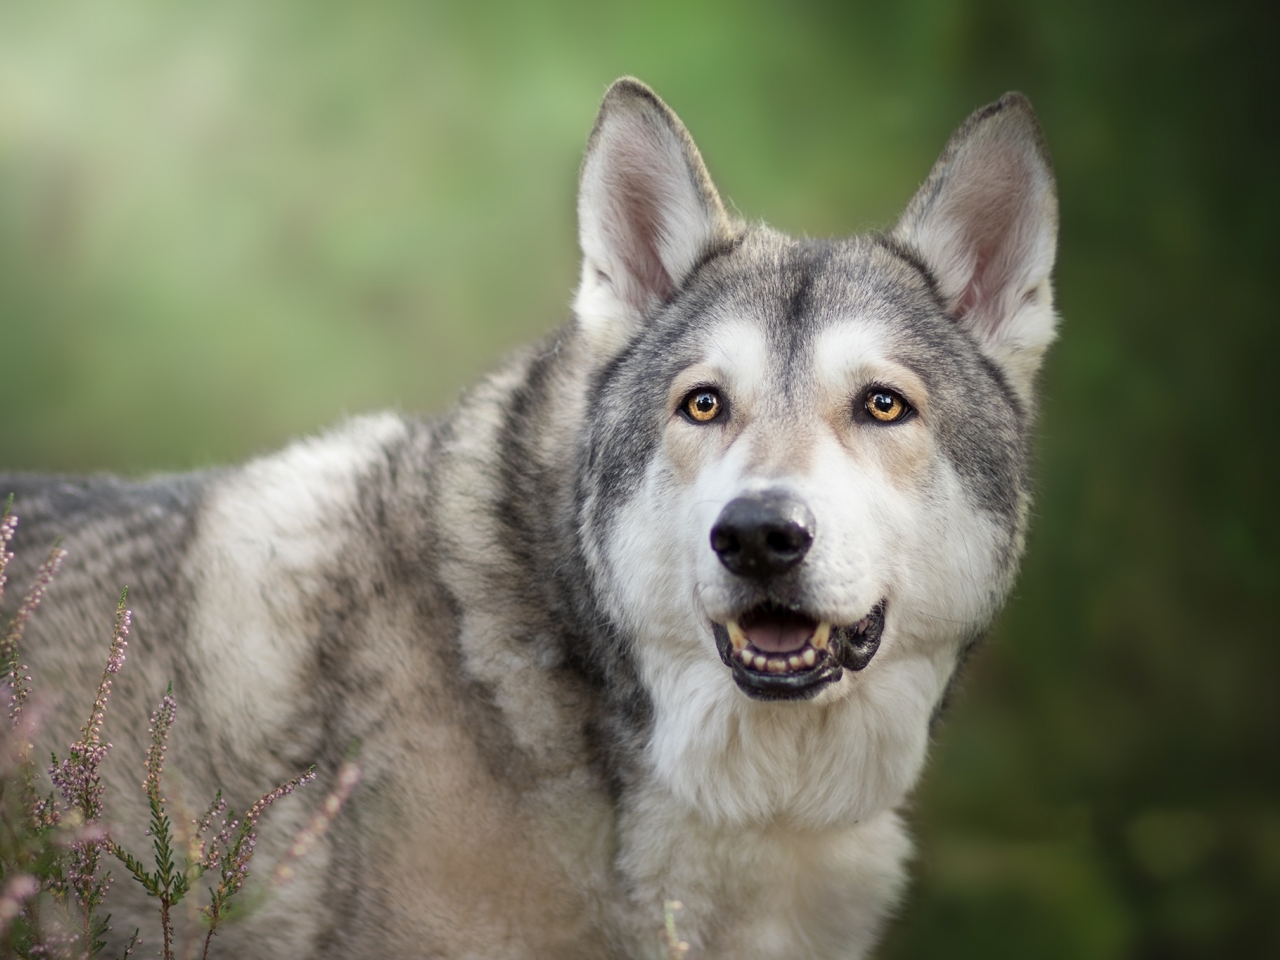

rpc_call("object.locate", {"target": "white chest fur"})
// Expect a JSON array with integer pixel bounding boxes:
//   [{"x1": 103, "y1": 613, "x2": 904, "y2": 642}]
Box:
[{"x1": 617, "y1": 786, "x2": 911, "y2": 959}]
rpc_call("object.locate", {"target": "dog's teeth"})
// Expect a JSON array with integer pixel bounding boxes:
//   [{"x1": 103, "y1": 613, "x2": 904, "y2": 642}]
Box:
[
  {"x1": 753, "y1": 654, "x2": 767, "y2": 671},
  {"x1": 802, "y1": 648, "x2": 816, "y2": 667},
  {"x1": 788, "y1": 655, "x2": 802, "y2": 670},
  {"x1": 811, "y1": 622, "x2": 831, "y2": 651},
  {"x1": 766, "y1": 658, "x2": 786, "y2": 673},
  {"x1": 855, "y1": 617, "x2": 870, "y2": 634},
  {"x1": 738, "y1": 648, "x2": 754, "y2": 664},
  {"x1": 727, "y1": 620, "x2": 748, "y2": 652}
]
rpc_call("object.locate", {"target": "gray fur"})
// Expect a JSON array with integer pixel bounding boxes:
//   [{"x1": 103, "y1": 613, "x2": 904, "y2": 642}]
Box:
[{"x1": 1, "y1": 78, "x2": 1057, "y2": 958}]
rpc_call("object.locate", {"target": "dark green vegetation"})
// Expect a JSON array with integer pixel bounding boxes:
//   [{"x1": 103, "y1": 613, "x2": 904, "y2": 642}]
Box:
[{"x1": 1, "y1": 1, "x2": 1274, "y2": 956}]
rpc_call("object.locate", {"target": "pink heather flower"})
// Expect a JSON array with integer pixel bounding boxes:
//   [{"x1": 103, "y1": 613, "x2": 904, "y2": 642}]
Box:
[
  {"x1": 33, "y1": 794, "x2": 62, "y2": 829},
  {"x1": 3, "y1": 546, "x2": 65, "y2": 651},
  {"x1": 194, "y1": 794, "x2": 228, "y2": 836},
  {"x1": 49, "y1": 739, "x2": 114, "y2": 905},
  {"x1": 50, "y1": 742, "x2": 110, "y2": 824},
  {"x1": 219, "y1": 769, "x2": 316, "y2": 892},
  {"x1": 0, "y1": 508, "x2": 16, "y2": 603},
  {"x1": 275, "y1": 761, "x2": 361, "y2": 883},
  {"x1": 144, "y1": 693, "x2": 177, "y2": 800},
  {"x1": 0, "y1": 872, "x2": 38, "y2": 915},
  {"x1": 82, "y1": 601, "x2": 130, "y2": 746},
  {"x1": 3, "y1": 545, "x2": 66, "y2": 725},
  {"x1": 191, "y1": 793, "x2": 229, "y2": 867},
  {"x1": 245, "y1": 768, "x2": 316, "y2": 825},
  {"x1": 0, "y1": 872, "x2": 39, "y2": 939},
  {"x1": 46, "y1": 599, "x2": 134, "y2": 915},
  {"x1": 202, "y1": 766, "x2": 317, "y2": 933}
]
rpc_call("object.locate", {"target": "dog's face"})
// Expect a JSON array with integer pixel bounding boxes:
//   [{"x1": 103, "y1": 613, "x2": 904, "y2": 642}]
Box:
[{"x1": 572, "y1": 80, "x2": 1057, "y2": 824}]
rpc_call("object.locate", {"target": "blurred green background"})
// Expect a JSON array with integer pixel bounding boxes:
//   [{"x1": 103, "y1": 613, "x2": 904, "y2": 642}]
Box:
[{"x1": 1, "y1": 0, "x2": 1275, "y2": 956}]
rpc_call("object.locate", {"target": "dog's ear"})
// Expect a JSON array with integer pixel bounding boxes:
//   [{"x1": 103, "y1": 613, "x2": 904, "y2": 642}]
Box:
[
  {"x1": 893, "y1": 93, "x2": 1058, "y2": 403},
  {"x1": 574, "y1": 78, "x2": 735, "y2": 356}
]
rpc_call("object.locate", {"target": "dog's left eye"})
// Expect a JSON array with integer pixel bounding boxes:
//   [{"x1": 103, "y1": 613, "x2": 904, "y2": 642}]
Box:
[
  {"x1": 682, "y1": 388, "x2": 724, "y2": 423},
  {"x1": 864, "y1": 388, "x2": 911, "y2": 423}
]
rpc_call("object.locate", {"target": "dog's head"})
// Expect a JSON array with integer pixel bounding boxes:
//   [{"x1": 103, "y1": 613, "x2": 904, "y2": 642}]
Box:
[{"x1": 571, "y1": 79, "x2": 1056, "y2": 822}]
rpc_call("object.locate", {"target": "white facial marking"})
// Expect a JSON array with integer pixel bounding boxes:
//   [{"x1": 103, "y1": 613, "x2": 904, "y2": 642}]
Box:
[
  {"x1": 813, "y1": 322, "x2": 932, "y2": 422},
  {"x1": 602, "y1": 312, "x2": 1013, "y2": 827}
]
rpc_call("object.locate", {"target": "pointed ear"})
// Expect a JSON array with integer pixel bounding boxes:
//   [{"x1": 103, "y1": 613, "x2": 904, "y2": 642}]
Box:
[
  {"x1": 574, "y1": 78, "x2": 735, "y2": 356},
  {"x1": 893, "y1": 93, "x2": 1059, "y2": 403}
]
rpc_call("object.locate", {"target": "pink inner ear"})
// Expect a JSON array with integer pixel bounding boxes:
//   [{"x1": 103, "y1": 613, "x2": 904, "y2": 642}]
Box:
[
  {"x1": 952, "y1": 249, "x2": 987, "y2": 321},
  {"x1": 945, "y1": 151, "x2": 1039, "y2": 333},
  {"x1": 599, "y1": 126, "x2": 682, "y2": 308},
  {"x1": 578, "y1": 85, "x2": 731, "y2": 323},
  {"x1": 608, "y1": 174, "x2": 674, "y2": 304},
  {"x1": 890, "y1": 93, "x2": 1057, "y2": 389}
]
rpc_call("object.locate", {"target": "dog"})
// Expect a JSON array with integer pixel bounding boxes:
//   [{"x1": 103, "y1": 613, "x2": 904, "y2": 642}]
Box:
[{"x1": 2, "y1": 78, "x2": 1058, "y2": 958}]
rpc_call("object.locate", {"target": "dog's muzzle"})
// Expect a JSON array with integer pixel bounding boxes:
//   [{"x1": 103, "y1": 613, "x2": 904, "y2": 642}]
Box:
[{"x1": 708, "y1": 490, "x2": 884, "y2": 700}]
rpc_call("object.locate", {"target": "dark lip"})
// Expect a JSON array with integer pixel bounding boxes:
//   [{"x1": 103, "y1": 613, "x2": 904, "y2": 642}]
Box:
[{"x1": 711, "y1": 601, "x2": 886, "y2": 702}]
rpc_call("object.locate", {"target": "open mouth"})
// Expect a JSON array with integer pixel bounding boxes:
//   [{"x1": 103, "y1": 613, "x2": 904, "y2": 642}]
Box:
[{"x1": 711, "y1": 602, "x2": 885, "y2": 701}]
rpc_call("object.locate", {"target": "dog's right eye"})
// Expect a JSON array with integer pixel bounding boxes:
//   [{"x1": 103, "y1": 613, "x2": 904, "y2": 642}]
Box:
[
  {"x1": 682, "y1": 388, "x2": 724, "y2": 423},
  {"x1": 863, "y1": 388, "x2": 911, "y2": 424}
]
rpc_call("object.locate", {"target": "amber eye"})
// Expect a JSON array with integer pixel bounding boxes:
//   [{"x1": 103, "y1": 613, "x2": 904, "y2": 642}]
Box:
[
  {"x1": 864, "y1": 388, "x2": 910, "y2": 423},
  {"x1": 683, "y1": 388, "x2": 724, "y2": 423}
]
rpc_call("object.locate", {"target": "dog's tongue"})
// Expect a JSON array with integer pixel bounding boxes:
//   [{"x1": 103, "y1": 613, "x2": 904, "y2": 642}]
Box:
[{"x1": 741, "y1": 611, "x2": 816, "y2": 653}]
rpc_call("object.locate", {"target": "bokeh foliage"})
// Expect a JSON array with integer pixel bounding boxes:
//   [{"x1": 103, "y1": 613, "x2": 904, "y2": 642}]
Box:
[{"x1": 1, "y1": 0, "x2": 1275, "y2": 956}]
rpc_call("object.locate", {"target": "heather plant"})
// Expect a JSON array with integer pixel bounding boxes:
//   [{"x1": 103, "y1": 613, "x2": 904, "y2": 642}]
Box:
[
  {"x1": 41, "y1": 592, "x2": 134, "y2": 958},
  {"x1": 0, "y1": 500, "x2": 327, "y2": 959},
  {"x1": 110, "y1": 687, "x2": 314, "y2": 960}
]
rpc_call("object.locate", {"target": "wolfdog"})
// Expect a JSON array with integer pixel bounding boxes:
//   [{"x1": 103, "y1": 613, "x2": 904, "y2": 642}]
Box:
[{"x1": 2, "y1": 78, "x2": 1057, "y2": 957}]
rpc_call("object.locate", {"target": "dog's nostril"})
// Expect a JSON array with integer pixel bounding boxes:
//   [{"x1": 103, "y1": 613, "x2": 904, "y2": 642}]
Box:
[
  {"x1": 710, "y1": 527, "x2": 741, "y2": 556},
  {"x1": 711, "y1": 491, "x2": 816, "y2": 579},
  {"x1": 766, "y1": 529, "x2": 807, "y2": 555}
]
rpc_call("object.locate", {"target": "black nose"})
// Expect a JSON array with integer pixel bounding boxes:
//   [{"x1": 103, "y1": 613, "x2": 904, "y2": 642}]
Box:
[{"x1": 710, "y1": 491, "x2": 816, "y2": 579}]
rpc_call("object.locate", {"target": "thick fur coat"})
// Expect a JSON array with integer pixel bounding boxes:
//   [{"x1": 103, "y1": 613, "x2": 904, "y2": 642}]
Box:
[{"x1": 2, "y1": 79, "x2": 1058, "y2": 958}]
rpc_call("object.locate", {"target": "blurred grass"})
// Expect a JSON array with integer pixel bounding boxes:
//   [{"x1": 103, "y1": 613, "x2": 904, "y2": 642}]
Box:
[{"x1": 1, "y1": 0, "x2": 1276, "y2": 957}]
